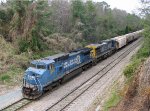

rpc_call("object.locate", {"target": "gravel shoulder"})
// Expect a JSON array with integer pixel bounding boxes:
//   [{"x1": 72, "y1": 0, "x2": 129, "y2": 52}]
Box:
[{"x1": 19, "y1": 40, "x2": 141, "y2": 111}]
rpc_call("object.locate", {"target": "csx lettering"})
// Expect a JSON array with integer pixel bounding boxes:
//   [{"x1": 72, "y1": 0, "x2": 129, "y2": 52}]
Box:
[{"x1": 64, "y1": 56, "x2": 81, "y2": 68}]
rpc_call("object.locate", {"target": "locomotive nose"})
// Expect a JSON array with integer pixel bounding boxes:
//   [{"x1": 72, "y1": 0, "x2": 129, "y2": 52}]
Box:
[{"x1": 23, "y1": 69, "x2": 45, "y2": 99}]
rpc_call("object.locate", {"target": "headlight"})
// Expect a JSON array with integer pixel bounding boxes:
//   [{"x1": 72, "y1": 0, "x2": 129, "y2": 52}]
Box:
[
  {"x1": 28, "y1": 75, "x2": 35, "y2": 80},
  {"x1": 35, "y1": 74, "x2": 41, "y2": 78}
]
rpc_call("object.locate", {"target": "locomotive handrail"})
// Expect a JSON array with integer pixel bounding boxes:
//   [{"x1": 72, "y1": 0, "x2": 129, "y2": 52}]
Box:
[
  {"x1": 22, "y1": 77, "x2": 27, "y2": 88},
  {"x1": 33, "y1": 76, "x2": 43, "y2": 93},
  {"x1": 36, "y1": 78, "x2": 43, "y2": 91},
  {"x1": 33, "y1": 77, "x2": 41, "y2": 92}
]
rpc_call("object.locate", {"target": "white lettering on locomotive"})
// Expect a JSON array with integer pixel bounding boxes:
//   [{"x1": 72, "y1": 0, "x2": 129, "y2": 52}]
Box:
[{"x1": 64, "y1": 55, "x2": 81, "y2": 68}]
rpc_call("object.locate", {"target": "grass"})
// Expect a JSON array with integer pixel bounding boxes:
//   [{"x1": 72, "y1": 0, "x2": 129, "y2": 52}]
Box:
[
  {"x1": 0, "y1": 75, "x2": 11, "y2": 82},
  {"x1": 123, "y1": 57, "x2": 142, "y2": 78},
  {"x1": 104, "y1": 90, "x2": 121, "y2": 111},
  {"x1": 123, "y1": 45, "x2": 149, "y2": 78},
  {"x1": 0, "y1": 67, "x2": 24, "y2": 85}
]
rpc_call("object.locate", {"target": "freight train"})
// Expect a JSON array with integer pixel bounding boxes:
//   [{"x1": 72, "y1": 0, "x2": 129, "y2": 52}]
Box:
[{"x1": 22, "y1": 30, "x2": 143, "y2": 99}]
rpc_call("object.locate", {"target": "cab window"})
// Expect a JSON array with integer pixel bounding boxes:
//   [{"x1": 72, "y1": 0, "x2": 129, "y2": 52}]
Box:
[
  {"x1": 49, "y1": 64, "x2": 55, "y2": 73},
  {"x1": 37, "y1": 65, "x2": 46, "y2": 69},
  {"x1": 30, "y1": 64, "x2": 46, "y2": 69},
  {"x1": 30, "y1": 64, "x2": 36, "y2": 68}
]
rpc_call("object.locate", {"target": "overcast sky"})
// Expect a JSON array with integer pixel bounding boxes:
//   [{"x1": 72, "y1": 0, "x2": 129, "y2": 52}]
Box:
[
  {"x1": 93, "y1": 0, "x2": 141, "y2": 13},
  {"x1": 0, "y1": 0, "x2": 141, "y2": 14}
]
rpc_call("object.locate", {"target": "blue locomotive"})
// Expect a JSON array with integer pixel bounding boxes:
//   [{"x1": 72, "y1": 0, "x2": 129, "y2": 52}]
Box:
[{"x1": 22, "y1": 48, "x2": 92, "y2": 99}]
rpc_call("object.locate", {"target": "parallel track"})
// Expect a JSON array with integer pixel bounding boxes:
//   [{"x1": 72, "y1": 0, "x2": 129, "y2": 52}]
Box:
[
  {"x1": 45, "y1": 39, "x2": 142, "y2": 111},
  {"x1": 1, "y1": 38, "x2": 142, "y2": 111},
  {"x1": 1, "y1": 98, "x2": 31, "y2": 111}
]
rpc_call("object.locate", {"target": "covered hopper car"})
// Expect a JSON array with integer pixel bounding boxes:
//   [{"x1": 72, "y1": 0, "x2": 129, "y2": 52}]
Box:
[
  {"x1": 113, "y1": 36, "x2": 127, "y2": 49},
  {"x1": 126, "y1": 33, "x2": 135, "y2": 43}
]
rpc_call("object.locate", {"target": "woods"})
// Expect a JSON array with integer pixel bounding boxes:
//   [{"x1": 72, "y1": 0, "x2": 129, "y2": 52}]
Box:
[
  {"x1": 141, "y1": 0, "x2": 150, "y2": 57},
  {"x1": 0, "y1": 0, "x2": 142, "y2": 53}
]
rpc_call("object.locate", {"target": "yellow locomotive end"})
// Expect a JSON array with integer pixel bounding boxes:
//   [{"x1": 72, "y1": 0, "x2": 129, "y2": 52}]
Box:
[{"x1": 86, "y1": 44, "x2": 101, "y2": 59}]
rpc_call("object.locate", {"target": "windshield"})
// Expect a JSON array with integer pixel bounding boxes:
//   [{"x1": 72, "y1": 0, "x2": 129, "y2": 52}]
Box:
[
  {"x1": 30, "y1": 64, "x2": 36, "y2": 68},
  {"x1": 30, "y1": 64, "x2": 46, "y2": 69},
  {"x1": 37, "y1": 65, "x2": 46, "y2": 69}
]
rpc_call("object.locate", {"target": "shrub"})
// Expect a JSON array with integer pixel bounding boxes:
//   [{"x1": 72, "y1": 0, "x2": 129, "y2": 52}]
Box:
[
  {"x1": 123, "y1": 59, "x2": 141, "y2": 78},
  {"x1": 104, "y1": 91, "x2": 121, "y2": 111},
  {"x1": 0, "y1": 75, "x2": 10, "y2": 82},
  {"x1": 19, "y1": 39, "x2": 30, "y2": 52}
]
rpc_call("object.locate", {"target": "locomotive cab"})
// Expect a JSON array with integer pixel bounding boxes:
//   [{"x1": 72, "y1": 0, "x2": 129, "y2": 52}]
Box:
[{"x1": 22, "y1": 60, "x2": 55, "y2": 99}]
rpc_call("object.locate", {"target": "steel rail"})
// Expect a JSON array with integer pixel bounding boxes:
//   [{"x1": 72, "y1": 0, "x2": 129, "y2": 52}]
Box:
[{"x1": 1, "y1": 98, "x2": 31, "y2": 111}]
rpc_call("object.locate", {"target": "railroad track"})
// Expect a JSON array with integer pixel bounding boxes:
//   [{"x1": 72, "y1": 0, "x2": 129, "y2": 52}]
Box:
[
  {"x1": 45, "y1": 38, "x2": 142, "y2": 111},
  {"x1": 1, "y1": 38, "x2": 142, "y2": 111},
  {"x1": 1, "y1": 98, "x2": 31, "y2": 111}
]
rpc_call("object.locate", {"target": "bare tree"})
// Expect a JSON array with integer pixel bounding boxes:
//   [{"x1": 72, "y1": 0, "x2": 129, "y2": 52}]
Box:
[
  {"x1": 140, "y1": 0, "x2": 150, "y2": 16},
  {"x1": 50, "y1": 0, "x2": 72, "y2": 33}
]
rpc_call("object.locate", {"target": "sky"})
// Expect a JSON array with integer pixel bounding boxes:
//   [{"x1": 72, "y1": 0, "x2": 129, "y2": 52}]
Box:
[
  {"x1": 93, "y1": 0, "x2": 141, "y2": 13},
  {"x1": 0, "y1": 0, "x2": 141, "y2": 14}
]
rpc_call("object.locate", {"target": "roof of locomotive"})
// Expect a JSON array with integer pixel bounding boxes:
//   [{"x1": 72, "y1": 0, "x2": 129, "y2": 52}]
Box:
[
  {"x1": 31, "y1": 48, "x2": 89, "y2": 65},
  {"x1": 70, "y1": 48, "x2": 91, "y2": 53},
  {"x1": 86, "y1": 42, "x2": 106, "y2": 48},
  {"x1": 31, "y1": 59, "x2": 55, "y2": 65},
  {"x1": 45, "y1": 53, "x2": 67, "y2": 60},
  {"x1": 87, "y1": 43, "x2": 100, "y2": 47},
  {"x1": 99, "y1": 38, "x2": 115, "y2": 43},
  {"x1": 113, "y1": 35, "x2": 126, "y2": 39},
  {"x1": 31, "y1": 53, "x2": 67, "y2": 65}
]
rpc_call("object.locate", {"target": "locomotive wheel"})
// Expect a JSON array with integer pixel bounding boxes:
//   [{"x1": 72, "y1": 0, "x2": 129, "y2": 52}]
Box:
[
  {"x1": 92, "y1": 60, "x2": 97, "y2": 66},
  {"x1": 23, "y1": 92, "x2": 42, "y2": 100},
  {"x1": 82, "y1": 66, "x2": 87, "y2": 71},
  {"x1": 22, "y1": 87, "x2": 43, "y2": 100}
]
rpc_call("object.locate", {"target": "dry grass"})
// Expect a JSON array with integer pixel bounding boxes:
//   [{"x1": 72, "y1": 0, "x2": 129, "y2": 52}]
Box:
[{"x1": 0, "y1": 36, "x2": 29, "y2": 85}]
